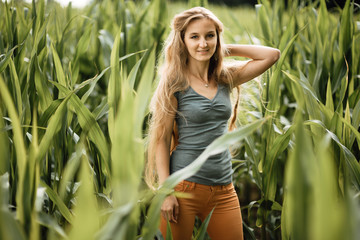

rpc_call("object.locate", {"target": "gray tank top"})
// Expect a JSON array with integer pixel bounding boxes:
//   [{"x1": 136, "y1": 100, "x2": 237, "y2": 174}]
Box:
[{"x1": 170, "y1": 83, "x2": 233, "y2": 185}]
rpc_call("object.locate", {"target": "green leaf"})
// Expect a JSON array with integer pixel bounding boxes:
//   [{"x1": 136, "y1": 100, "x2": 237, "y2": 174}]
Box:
[
  {"x1": 134, "y1": 47, "x2": 155, "y2": 128},
  {"x1": 316, "y1": 0, "x2": 329, "y2": 42},
  {"x1": 310, "y1": 134, "x2": 347, "y2": 240},
  {"x1": 74, "y1": 22, "x2": 93, "y2": 62},
  {"x1": 38, "y1": 99, "x2": 62, "y2": 128},
  {"x1": 97, "y1": 202, "x2": 134, "y2": 240},
  {"x1": 165, "y1": 221, "x2": 172, "y2": 240},
  {"x1": 325, "y1": 78, "x2": 334, "y2": 112},
  {"x1": 282, "y1": 112, "x2": 315, "y2": 240},
  {"x1": 51, "y1": 43, "x2": 67, "y2": 88},
  {"x1": 263, "y1": 125, "x2": 295, "y2": 201},
  {"x1": 50, "y1": 81, "x2": 110, "y2": 175},
  {"x1": 108, "y1": 29, "x2": 121, "y2": 142},
  {"x1": 70, "y1": 22, "x2": 94, "y2": 86},
  {"x1": 336, "y1": 70, "x2": 348, "y2": 112},
  {"x1": 338, "y1": 111, "x2": 360, "y2": 151},
  {"x1": 58, "y1": 144, "x2": 82, "y2": 200},
  {"x1": 8, "y1": 58, "x2": 22, "y2": 124},
  {"x1": 128, "y1": 57, "x2": 142, "y2": 90},
  {"x1": 255, "y1": 4, "x2": 271, "y2": 43},
  {"x1": 350, "y1": 99, "x2": 360, "y2": 147},
  {"x1": 40, "y1": 181, "x2": 73, "y2": 224},
  {"x1": 34, "y1": 56, "x2": 52, "y2": 113},
  {"x1": 339, "y1": 0, "x2": 353, "y2": 56},
  {"x1": 0, "y1": 75, "x2": 27, "y2": 225},
  {"x1": 68, "y1": 148, "x2": 100, "y2": 240},
  {"x1": 37, "y1": 212, "x2": 67, "y2": 238},
  {"x1": 0, "y1": 109, "x2": 9, "y2": 174},
  {"x1": 305, "y1": 120, "x2": 360, "y2": 191},
  {"x1": 80, "y1": 50, "x2": 144, "y2": 103},
  {"x1": 266, "y1": 25, "x2": 305, "y2": 113},
  {"x1": 36, "y1": 94, "x2": 72, "y2": 163},
  {"x1": 194, "y1": 207, "x2": 214, "y2": 240},
  {"x1": 0, "y1": 208, "x2": 27, "y2": 240},
  {"x1": 0, "y1": 45, "x2": 17, "y2": 73}
]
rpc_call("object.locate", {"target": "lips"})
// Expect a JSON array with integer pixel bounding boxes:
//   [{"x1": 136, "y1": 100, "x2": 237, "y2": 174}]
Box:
[{"x1": 197, "y1": 49, "x2": 209, "y2": 53}]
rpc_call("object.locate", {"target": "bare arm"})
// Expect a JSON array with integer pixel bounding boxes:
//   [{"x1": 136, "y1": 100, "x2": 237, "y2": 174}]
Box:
[
  {"x1": 156, "y1": 96, "x2": 177, "y2": 184},
  {"x1": 156, "y1": 95, "x2": 179, "y2": 223},
  {"x1": 225, "y1": 44, "x2": 280, "y2": 86}
]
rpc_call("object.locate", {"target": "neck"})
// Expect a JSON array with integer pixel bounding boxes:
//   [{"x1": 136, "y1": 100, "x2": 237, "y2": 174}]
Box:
[{"x1": 187, "y1": 59, "x2": 210, "y2": 80}]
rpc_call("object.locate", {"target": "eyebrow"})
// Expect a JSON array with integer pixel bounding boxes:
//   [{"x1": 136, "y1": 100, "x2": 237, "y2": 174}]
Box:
[{"x1": 188, "y1": 30, "x2": 216, "y2": 35}]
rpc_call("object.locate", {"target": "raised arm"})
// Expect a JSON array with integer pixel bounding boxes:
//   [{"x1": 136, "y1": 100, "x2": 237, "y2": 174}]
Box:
[
  {"x1": 225, "y1": 44, "x2": 280, "y2": 86},
  {"x1": 156, "y1": 95, "x2": 179, "y2": 223}
]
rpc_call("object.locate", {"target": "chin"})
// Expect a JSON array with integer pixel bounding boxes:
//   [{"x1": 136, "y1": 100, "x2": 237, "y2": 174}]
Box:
[{"x1": 198, "y1": 56, "x2": 213, "y2": 62}]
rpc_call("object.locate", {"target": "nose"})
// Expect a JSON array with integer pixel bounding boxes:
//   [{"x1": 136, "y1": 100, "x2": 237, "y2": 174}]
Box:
[{"x1": 199, "y1": 38, "x2": 207, "y2": 48}]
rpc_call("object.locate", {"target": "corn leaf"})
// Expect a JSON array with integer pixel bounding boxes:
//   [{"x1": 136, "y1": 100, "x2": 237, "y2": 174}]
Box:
[
  {"x1": 40, "y1": 181, "x2": 73, "y2": 224},
  {"x1": 50, "y1": 81, "x2": 110, "y2": 175},
  {"x1": 194, "y1": 207, "x2": 215, "y2": 240},
  {"x1": 108, "y1": 29, "x2": 121, "y2": 142},
  {"x1": 281, "y1": 112, "x2": 315, "y2": 240},
  {"x1": 36, "y1": 94, "x2": 71, "y2": 163},
  {"x1": 0, "y1": 45, "x2": 17, "y2": 73},
  {"x1": 51, "y1": 43, "x2": 67, "y2": 88},
  {"x1": 0, "y1": 75, "x2": 27, "y2": 225},
  {"x1": 134, "y1": 47, "x2": 155, "y2": 128},
  {"x1": 305, "y1": 120, "x2": 360, "y2": 191},
  {"x1": 263, "y1": 125, "x2": 295, "y2": 201},
  {"x1": 68, "y1": 150, "x2": 99, "y2": 240}
]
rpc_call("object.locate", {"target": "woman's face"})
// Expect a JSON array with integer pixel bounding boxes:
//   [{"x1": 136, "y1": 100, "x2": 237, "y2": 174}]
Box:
[{"x1": 183, "y1": 18, "x2": 217, "y2": 64}]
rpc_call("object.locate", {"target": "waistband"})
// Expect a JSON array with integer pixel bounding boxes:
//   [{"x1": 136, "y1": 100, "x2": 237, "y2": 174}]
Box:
[{"x1": 179, "y1": 180, "x2": 233, "y2": 192}]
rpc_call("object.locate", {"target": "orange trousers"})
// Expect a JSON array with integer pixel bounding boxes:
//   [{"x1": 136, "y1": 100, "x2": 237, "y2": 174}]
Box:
[{"x1": 160, "y1": 180, "x2": 244, "y2": 240}]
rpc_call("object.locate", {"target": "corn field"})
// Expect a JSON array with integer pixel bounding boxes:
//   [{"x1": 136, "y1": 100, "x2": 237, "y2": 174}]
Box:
[{"x1": 0, "y1": 0, "x2": 359, "y2": 239}]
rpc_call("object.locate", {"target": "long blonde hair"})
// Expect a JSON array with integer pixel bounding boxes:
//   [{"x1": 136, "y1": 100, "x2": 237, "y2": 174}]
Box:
[{"x1": 145, "y1": 7, "x2": 239, "y2": 188}]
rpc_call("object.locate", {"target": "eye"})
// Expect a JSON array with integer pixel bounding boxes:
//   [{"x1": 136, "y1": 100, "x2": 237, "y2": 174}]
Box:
[
  {"x1": 207, "y1": 33, "x2": 215, "y2": 38},
  {"x1": 190, "y1": 35, "x2": 198, "y2": 39}
]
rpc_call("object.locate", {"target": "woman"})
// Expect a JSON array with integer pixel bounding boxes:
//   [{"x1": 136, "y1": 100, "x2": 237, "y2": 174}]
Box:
[{"x1": 146, "y1": 7, "x2": 280, "y2": 240}]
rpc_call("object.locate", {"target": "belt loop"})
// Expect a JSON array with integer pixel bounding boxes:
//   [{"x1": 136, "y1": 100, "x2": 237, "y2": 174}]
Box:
[{"x1": 190, "y1": 181, "x2": 195, "y2": 190}]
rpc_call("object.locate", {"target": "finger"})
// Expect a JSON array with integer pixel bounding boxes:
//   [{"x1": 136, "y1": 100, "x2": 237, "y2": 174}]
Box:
[
  {"x1": 170, "y1": 209, "x2": 177, "y2": 223},
  {"x1": 166, "y1": 211, "x2": 173, "y2": 222},
  {"x1": 166, "y1": 210, "x2": 176, "y2": 223},
  {"x1": 161, "y1": 209, "x2": 170, "y2": 221},
  {"x1": 174, "y1": 204, "x2": 179, "y2": 221}
]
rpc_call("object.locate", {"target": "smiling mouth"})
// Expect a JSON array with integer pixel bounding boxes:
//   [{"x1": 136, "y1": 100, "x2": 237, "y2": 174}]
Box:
[{"x1": 197, "y1": 49, "x2": 209, "y2": 53}]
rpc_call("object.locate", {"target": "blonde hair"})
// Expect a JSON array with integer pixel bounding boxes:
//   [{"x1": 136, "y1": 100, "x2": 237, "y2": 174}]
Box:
[{"x1": 145, "y1": 7, "x2": 239, "y2": 188}]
